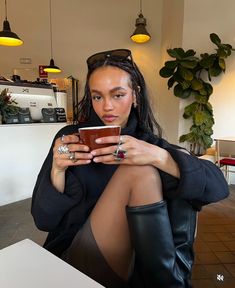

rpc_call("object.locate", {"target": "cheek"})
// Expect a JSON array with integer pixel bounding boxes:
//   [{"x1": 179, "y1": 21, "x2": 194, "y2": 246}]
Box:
[
  {"x1": 91, "y1": 101, "x2": 101, "y2": 114},
  {"x1": 120, "y1": 97, "x2": 133, "y2": 113}
]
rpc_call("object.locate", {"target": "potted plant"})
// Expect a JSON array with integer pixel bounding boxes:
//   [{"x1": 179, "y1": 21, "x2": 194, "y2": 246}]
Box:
[
  {"x1": 159, "y1": 33, "x2": 235, "y2": 155},
  {"x1": 0, "y1": 88, "x2": 18, "y2": 124}
]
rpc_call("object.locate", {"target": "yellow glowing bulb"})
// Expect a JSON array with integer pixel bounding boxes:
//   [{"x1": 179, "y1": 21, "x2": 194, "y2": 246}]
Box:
[
  {"x1": 0, "y1": 37, "x2": 23, "y2": 46},
  {"x1": 131, "y1": 34, "x2": 150, "y2": 44}
]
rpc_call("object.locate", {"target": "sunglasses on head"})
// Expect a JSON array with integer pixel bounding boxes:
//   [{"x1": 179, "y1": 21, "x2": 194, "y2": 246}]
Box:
[{"x1": 87, "y1": 49, "x2": 133, "y2": 69}]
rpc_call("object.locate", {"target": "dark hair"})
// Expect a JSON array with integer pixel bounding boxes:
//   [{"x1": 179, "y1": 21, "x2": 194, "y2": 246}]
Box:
[{"x1": 76, "y1": 56, "x2": 162, "y2": 137}]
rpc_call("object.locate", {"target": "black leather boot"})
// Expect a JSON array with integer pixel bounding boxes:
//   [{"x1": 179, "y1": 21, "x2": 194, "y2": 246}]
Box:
[{"x1": 127, "y1": 200, "x2": 196, "y2": 288}]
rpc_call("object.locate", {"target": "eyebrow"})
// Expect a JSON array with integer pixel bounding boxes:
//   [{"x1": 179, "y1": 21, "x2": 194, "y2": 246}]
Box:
[{"x1": 90, "y1": 86, "x2": 127, "y2": 94}]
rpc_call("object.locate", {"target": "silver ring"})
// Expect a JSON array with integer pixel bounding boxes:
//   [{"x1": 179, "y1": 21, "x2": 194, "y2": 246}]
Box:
[
  {"x1": 61, "y1": 134, "x2": 65, "y2": 142},
  {"x1": 57, "y1": 144, "x2": 70, "y2": 154},
  {"x1": 112, "y1": 144, "x2": 127, "y2": 161},
  {"x1": 68, "y1": 152, "x2": 75, "y2": 160}
]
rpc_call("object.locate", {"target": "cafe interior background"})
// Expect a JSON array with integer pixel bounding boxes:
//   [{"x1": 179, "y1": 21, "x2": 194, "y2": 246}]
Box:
[{"x1": 1, "y1": 0, "x2": 235, "y2": 286}]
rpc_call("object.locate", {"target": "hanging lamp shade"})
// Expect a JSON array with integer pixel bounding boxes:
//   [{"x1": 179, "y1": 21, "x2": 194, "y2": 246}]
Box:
[
  {"x1": 43, "y1": 0, "x2": 61, "y2": 74},
  {"x1": 0, "y1": 0, "x2": 23, "y2": 46},
  {"x1": 44, "y1": 58, "x2": 61, "y2": 73},
  {"x1": 130, "y1": 13, "x2": 151, "y2": 44}
]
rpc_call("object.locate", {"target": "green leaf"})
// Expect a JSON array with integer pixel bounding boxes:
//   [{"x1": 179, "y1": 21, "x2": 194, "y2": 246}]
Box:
[
  {"x1": 206, "y1": 101, "x2": 213, "y2": 112},
  {"x1": 173, "y1": 84, "x2": 183, "y2": 97},
  {"x1": 167, "y1": 48, "x2": 185, "y2": 59},
  {"x1": 167, "y1": 77, "x2": 175, "y2": 89},
  {"x1": 165, "y1": 60, "x2": 178, "y2": 69},
  {"x1": 191, "y1": 78, "x2": 203, "y2": 90},
  {"x1": 159, "y1": 66, "x2": 174, "y2": 78},
  {"x1": 183, "y1": 102, "x2": 198, "y2": 118},
  {"x1": 204, "y1": 127, "x2": 213, "y2": 136},
  {"x1": 180, "y1": 60, "x2": 198, "y2": 69},
  {"x1": 195, "y1": 94, "x2": 208, "y2": 104},
  {"x1": 216, "y1": 48, "x2": 227, "y2": 58},
  {"x1": 209, "y1": 65, "x2": 222, "y2": 77},
  {"x1": 194, "y1": 111, "x2": 206, "y2": 126},
  {"x1": 181, "y1": 89, "x2": 192, "y2": 99},
  {"x1": 219, "y1": 58, "x2": 226, "y2": 70},
  {"x1": 185, "y1": 49, "x2": 196, "y2": 57},
  {"x1": 174, "y1": 84, "x2": 191, "y2": 98},
  {"x1": 200, "y1": 54, "x2": 215, "y2": 68},
  {"x1": 202, "y1": 135, "x2": 213, "y2": 148},
  {"x1": 179, "y1": 133, "x2": 194, "y2": 143},
  {"x1": 204, "y1": 83, "x2": 213, "y2": 96},
  {"x1": 210, "y1": 33, "x2": 221, "y2": 45},
  {"x1": 178, "y1": 66, "x2": 193, "y2": 81}
]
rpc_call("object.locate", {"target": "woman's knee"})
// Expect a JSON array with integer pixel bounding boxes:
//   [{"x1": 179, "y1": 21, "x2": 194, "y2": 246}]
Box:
[
  {"x1": 115, "y1": 165, "x2": 163, "y2": 206},
  {"x1": 116, "y1": 164, "x2": 161, "y2": 186}
]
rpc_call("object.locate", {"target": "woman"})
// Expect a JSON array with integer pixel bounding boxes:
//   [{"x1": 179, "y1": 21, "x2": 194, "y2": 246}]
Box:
[{"x1": 31, "y1": 49, "x2": 229, "y2": 288}]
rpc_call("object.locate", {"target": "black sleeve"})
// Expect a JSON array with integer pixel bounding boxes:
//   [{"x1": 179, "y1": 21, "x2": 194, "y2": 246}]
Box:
[
  {"x1": 31, "y1": 125, "x2": 83, "y2": 231},
  {"x1": 158, "y1": 146, "x2": 229, "y2": 208}
]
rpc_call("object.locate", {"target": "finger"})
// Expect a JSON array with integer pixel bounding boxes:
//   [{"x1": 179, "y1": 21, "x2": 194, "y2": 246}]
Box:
[
  {"x1": 54, "y1": 151, "x2": 92, "y2": 168},
  {"x1": 95, "y1": 135, "x2": 121, "y2": 145},
  {"x1": 90, "y1": 144, "x2": 117, "y2": 157},
  {"x1": 93, "y1": 148, "x2": 127, "y2": 163},
  {"x1": 68, "y1": 143, "x2": 90, "y2": 153},
  {"x1": 59, "y1": 134, "x2": 80, "y2": 144},
  {"x1": 93, "y1": 154, "x2": 117, "y2": 163}
]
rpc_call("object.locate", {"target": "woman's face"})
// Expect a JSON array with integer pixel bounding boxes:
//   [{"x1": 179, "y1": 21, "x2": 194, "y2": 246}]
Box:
[{"x1": 88, "y1": 66, "x2": 136, "y2": 128}]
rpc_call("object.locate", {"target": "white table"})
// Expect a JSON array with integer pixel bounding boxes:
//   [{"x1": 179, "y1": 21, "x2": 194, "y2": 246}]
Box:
[{"x1": 0, "y1": 239, "x2": 104, "y2": 288}]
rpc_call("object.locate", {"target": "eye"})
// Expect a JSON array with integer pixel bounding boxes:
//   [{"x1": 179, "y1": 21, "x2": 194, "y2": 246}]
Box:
[
  {"x1": 114, "y1": 93, "x2": 125, "y2": 99},
  {"x1": 91, "y1": 95, "x2": 102, "y2": 101}
]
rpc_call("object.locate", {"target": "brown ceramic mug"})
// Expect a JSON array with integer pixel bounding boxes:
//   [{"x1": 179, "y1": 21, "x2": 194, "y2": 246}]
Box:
[{"x1": 78, "y1": 125, "x2": 121, "y2": 150}]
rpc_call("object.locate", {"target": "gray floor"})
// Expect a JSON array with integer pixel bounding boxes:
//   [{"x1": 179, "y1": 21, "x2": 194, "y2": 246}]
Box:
[{"x1": 0, "y1": 198, "x2": 47, "y2": 250}]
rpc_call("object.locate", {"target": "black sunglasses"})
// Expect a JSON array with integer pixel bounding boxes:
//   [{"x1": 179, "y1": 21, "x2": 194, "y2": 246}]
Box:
[{"x1": 87, "y1": 49, "x2": 133, "y2": 69}]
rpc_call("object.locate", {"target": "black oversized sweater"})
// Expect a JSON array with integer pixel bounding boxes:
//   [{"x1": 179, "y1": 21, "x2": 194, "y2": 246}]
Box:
[{"x1": 31, "y1": 110, "x2": 229, "y2": 256}]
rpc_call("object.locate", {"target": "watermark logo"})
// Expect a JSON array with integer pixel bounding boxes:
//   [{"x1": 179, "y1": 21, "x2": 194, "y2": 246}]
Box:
[{"x1": 217, "y1": 274, "x2": 224, "y2": 281}]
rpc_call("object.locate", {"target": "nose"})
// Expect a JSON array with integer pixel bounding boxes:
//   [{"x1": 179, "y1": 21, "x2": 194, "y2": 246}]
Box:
[{"x1": 103, "y1": 99, "x2": 114, "y2": 111}]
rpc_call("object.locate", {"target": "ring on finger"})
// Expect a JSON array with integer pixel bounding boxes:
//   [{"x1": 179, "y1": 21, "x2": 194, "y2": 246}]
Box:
[
  {"x1": 68, "y1": 152, "x2": 77, "y2": 162},
  {"x1": 58, "y1": 144, "x2": 70, "y2": 154},
  {"x1": 113, "y1": 144, "x2": 127, "y2": 161}
]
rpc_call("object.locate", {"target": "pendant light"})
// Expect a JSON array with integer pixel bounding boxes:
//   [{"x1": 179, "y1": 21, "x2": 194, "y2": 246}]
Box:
[
  {"x1": 44, "y1": 0, "x2": 61, "y2": 73},
  {"x1": 0, "y1": 0, "x2": 23, "y2": 46},
  {"x1": 130, "y1": 0, "x2": 151, "y2": 44}
]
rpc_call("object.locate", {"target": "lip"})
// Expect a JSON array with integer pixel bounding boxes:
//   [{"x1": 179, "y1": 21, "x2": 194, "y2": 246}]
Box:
[{"x1": 102, "y1": 115, "x2": 118, "y2": 122}]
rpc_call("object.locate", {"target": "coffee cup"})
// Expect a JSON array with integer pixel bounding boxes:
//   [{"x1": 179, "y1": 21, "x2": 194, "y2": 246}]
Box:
[{"x1": 78, "y1": 125, "x2": 121, "y2": 150}]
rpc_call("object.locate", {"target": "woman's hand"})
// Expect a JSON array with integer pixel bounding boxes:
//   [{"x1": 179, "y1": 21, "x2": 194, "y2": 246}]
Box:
[
  {"x1": 90, "y1": 135, "x2": 180, "y2": 178},
  {"x1": 51, "y1": 134, "x2": 93, "y2": 193},
  {"x1": 90, "y1": 135, "x2": 161, "y2": 166},
  {"x1": 52, "y1": 134, "x2": 93, "y2": 172}
]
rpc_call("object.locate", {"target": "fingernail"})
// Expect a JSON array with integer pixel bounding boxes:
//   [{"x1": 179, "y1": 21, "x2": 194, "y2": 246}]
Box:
[{"x1": 95, "y1": 139, "x2": 101, "y2": 143}]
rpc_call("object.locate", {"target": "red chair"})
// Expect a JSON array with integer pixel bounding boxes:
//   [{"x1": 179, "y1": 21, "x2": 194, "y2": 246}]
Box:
[{"x1": 215, "y1": 138, "x2": 235, "y2": 184}]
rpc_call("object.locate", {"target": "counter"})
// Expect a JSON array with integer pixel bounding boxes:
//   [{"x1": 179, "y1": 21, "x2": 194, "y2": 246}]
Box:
[{"x1": 0, "y1": 123, "x2": 67, "y2": 206}]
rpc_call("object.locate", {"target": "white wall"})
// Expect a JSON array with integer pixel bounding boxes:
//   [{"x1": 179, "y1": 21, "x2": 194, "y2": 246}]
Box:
[
  {"x1": 181, "y1": 0, "x2": 235, "y2": 141},
  {"x1": 157, "y1": 0, "x2": 184, "y2": 143}
]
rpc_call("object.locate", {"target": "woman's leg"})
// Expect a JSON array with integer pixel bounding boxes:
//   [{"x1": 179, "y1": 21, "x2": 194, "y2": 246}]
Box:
[{"x1": 90, "y1": 165, "x2": 163, "y2": 281}]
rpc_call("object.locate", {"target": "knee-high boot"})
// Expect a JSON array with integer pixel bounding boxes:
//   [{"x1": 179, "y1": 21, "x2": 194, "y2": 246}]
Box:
[{"x1": 126, "y1": 200, "x2": 186, "y2": 288}]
